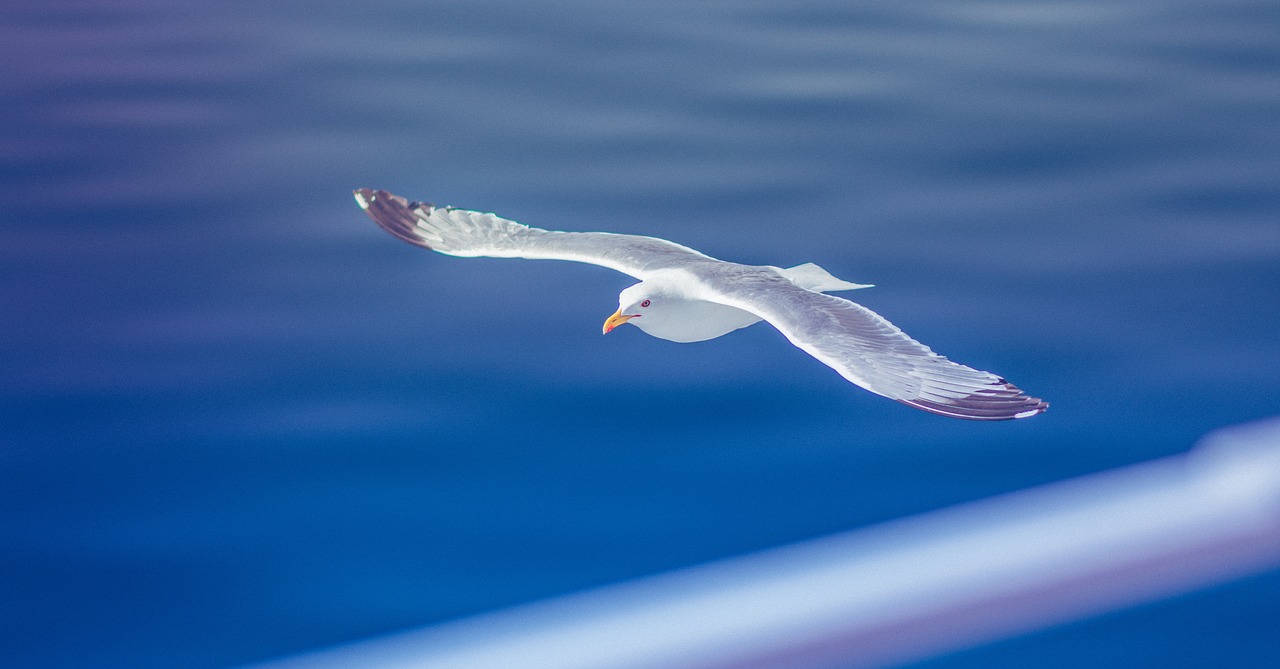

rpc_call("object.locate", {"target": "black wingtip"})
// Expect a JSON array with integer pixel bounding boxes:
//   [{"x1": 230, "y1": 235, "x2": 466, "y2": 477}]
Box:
[
  {"x1": 899, "y1": 382, "x2": 1049, "y2": 421},
  {"x1": 353, "y1": 188, "x2": 437, "y2": 249},
  {"x1": 352, "y1": 188, "x2": 373, "y2": 209}
]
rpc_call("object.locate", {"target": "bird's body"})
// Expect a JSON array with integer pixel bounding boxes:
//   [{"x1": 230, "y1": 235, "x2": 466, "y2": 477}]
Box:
[
  {"x1": 617, "y1": 264, "x2": 869, "y2": 343},
  {"x1": 618, "y1": 271, "x2": 762, "y2": 343},
  {"x1": 355, "y1": 188, "x2": 1047, "y2": 420}
]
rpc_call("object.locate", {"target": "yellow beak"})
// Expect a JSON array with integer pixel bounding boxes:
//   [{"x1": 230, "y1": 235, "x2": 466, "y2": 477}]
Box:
[{"x1": 602, "y1": 309, "x2": 635, "y2": 334}]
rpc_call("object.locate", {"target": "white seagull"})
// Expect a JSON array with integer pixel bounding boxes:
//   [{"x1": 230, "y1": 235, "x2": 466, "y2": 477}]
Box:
[{"x1": 355, "y1": 189, "x2": 1047, "y2": 420}]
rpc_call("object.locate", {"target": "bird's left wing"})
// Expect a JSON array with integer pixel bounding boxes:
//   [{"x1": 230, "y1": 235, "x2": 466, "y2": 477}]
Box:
[
  {"x1": 355, "y1": 189, "x2": 710, "y2": 279},
  {"x1": 687, "y1": 266, "x2": 1048, "y2": 420}
]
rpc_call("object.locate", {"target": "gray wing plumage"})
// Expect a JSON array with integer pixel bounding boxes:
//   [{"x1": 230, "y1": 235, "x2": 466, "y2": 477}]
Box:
[
  {"x1": 354, "y1": 188, "x2": 710, "y2": 279},
  {"x1": 688, "y1": 268, "x2": 1048, "y2": 420}
]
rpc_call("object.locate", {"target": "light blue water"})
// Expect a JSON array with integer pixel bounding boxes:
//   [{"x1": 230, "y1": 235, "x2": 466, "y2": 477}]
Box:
[{"x1": 2, "y1": 1, "x2": 1279, "y2": 667}]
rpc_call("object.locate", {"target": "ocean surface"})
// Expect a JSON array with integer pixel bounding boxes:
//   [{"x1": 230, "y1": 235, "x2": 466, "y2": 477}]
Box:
[{"x1": 3, "y1": 1, "x2": 1279, "y2": 667}]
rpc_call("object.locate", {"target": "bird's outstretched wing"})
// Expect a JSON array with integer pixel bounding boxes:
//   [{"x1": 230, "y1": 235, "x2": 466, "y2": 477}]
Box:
[
  {"x1": 689, "y1": 266, "x2": 1048, "y2": 420},
  {"x1": 355, "y1": 188, "x2": 711, "y2": 279}
]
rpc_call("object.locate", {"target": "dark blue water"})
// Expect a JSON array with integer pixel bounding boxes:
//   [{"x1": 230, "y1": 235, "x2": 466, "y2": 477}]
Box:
[{"x1": 3, "y1": 1, "x2": 1279, "y2": 667}]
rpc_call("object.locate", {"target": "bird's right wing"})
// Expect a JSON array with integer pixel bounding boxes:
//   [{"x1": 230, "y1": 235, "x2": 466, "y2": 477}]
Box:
[
  {"x1": 688, "y1": 267, "x2": 1048, "y2": 421},
  {"x1": 355, "y1": 189, "x2": 711, "y2": 280}
]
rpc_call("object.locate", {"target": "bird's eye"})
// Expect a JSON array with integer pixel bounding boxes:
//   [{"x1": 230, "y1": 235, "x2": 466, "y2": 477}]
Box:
[{"x1": 641, "y1": 299, "x2": 651, "y2": 308}]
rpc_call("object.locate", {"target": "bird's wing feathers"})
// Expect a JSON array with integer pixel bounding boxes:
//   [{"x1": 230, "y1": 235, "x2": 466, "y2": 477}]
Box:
[
  {"x1": 689, "y1": 268, "x2": 1048, "y2": 420},
  {"x1": 355, "y1": 189, "x2": 708, "y2": 279}
]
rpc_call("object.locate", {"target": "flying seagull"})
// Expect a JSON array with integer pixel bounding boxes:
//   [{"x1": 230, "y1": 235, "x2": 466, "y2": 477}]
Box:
[{"x1": 354, "y1": 189, "x2": 1047, "y2": 420}]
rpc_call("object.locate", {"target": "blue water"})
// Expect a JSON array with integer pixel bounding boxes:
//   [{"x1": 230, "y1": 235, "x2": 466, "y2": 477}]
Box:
[{"x1": 3, "y1": 1, "x2": 1279, "y2": 667}]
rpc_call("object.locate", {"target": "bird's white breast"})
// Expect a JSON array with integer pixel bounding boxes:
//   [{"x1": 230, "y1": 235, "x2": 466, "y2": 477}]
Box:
[{"x1": 631, "y1": 298, "x2": 761, "y2": 343}]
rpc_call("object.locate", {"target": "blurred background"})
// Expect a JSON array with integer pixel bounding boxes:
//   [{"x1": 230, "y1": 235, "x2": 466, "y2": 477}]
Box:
[{"x1": 2, "y1": 1, "x2": 1278, "y2": 667}]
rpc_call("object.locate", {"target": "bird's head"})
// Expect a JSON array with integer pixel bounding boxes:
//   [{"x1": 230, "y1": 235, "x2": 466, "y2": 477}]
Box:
[{"x1": 603, "y1": 283, "x2": 656, "y2": 334}]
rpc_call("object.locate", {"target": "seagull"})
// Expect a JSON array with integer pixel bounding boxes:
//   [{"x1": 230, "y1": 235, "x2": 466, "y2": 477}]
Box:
[{"x1": 354, "y1": 189, "x2": 1047, "y2": 420}]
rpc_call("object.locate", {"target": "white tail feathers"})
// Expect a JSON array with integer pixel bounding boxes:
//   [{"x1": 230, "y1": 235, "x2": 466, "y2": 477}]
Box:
[{"x1": 780, "y1": 262, "x2": 873, "y2": 293}]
